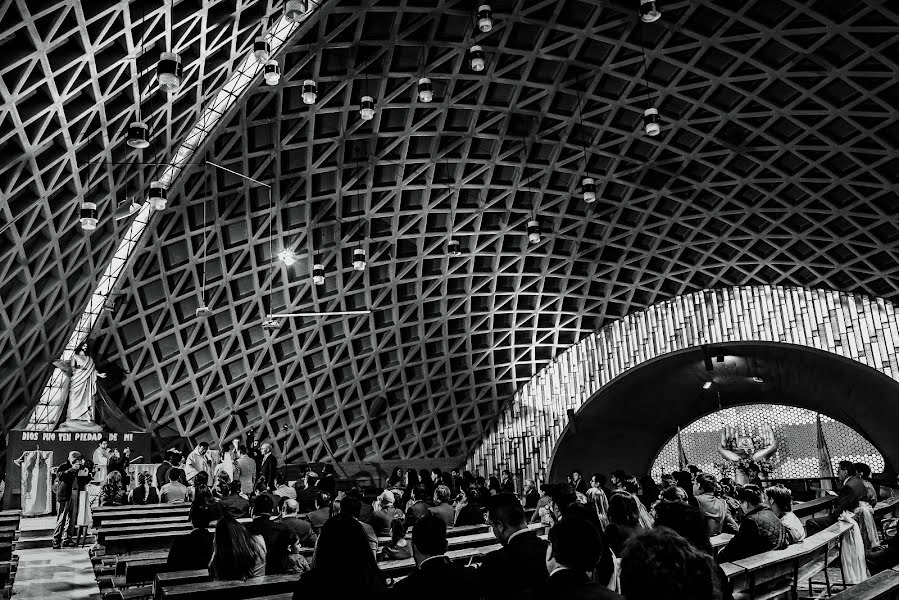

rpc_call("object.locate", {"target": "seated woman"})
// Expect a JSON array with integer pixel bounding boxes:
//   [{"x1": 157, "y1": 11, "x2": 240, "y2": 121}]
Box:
[
  {"x1": 98, "y1": 471, "x2": 128, "y2": 506},
  {"x1": 378, "y1": 518, "x2": 411, "y2": 561},
  {"x1": 292, "y1": 514, "x2": 388, "y2": 599},
  {"x1": 208, "y1": 514, "x2": 266, "y2": 581},
  {"x1": 605, "y1": 491, "x2": 642, "y2": 556},
  {"x1": 693, "y1": 474, "x2": 738, "y2": 536},
  {"x1": 453, "y1": 487, "x2": 486, "y2": 527},
  {"x1": 130, "y1": 471, "x2": 159, "y2": 505},
  {"x1": 764, "y1": 485, "x2": 805, "y2": 543}
]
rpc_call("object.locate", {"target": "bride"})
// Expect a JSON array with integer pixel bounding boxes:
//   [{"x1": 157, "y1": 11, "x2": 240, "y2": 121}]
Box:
[{"x1": 214, "y1": 448, "x2": 241, "y2": 483}]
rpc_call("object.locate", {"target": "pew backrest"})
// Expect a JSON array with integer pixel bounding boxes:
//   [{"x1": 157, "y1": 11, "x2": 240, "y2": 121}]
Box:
[
  {"x1": 158, "y1": 574, "x2": 298, "y2": 600},
  {"x1": 829, "y1": 567, "x2": 899, "y2": 599}
]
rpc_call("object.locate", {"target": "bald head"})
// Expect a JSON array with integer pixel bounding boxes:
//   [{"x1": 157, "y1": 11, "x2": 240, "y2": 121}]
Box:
[{"x1": 282, "y1": 498, "x2": 299, "y2": 516}]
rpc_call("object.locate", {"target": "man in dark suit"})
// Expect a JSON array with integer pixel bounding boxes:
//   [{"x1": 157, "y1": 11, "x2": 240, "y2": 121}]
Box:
[
  {"x1": 304, "y1": 490, "x2": 332, "y2": 533},
  {"x1": 571, "y1": 470, "x2": 589, "y2": 496},
  {"x1": 278, "y1": 498, "x2": 316, "y2": 547},
  {"x1": 166, "y1": 497, "x2": 220, "y2": 570},
  {"x1": 258, "y1": 443, "x2": 277, "y2": 490},
  {"x1": 52, "y1": 451, "x2": 86, "y2": 549},
  {"x1": 246, "y1": 493, "x2": 291, "y2": 574},
  {"x1": 388, "y1": 514, "x2": 479, "y2": 599},
  {"x1": 519, "y1": 516, "x2": 622, "y2": 599},
  {"x1": 478, "y1": 493, "x2": 549, "y2": 600},
  {"x1": 805, "y1": 460, "x2": 868, "y2": 535}
]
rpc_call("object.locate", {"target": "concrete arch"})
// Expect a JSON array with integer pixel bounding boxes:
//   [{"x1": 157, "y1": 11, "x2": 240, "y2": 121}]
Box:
[{"x1": 467, "y1": 286, "x2": 899, "y2": 482}]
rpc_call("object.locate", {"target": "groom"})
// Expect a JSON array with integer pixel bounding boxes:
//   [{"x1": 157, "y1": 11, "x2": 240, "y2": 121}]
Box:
[{"x1": 52, "y1": 451, "x2": 87, "y2": 549}]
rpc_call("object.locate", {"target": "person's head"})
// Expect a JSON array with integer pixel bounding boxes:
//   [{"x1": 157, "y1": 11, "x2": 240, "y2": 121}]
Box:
[
  {"x1": 99, "y1": 440, "x2": 108, "y2": 449},
  {"x1": 431, "y1": 468, "x2": 442, "y2": 483},
  {"x1": 501, "y1": 469, "x2": 512, "y2": 481},
  {"x1": 123, "y1": 447, "x2": 131, "y2": 457},
  {"x1": 389, "y1": 467, "x2": 403, "y2": 481},
  {"x1": 340, "y1": 489, "x2": 364, "y2": 518},
  {"x1": 660, "y1": 473, "x2": 676, "y2": 488},
  {"x1": 571, "y1": 469, "x2": 582, "y2": 482},
  {"x1": 673, "y1": 471, "x2": 693, "y2": 494},
  {"x1": 212, "y1": 514, "x2": 260, "y2": 579},
  {"x1": 524, "y1": 478, "x2": 535, "y2": 493},
  {"x1": 190, "y1": 495, "x2": 222, "y2": 528},
  {"x1": 451, "y1": 469, "x2": 460, "y2": 478},
  {"x1": 488, "y1": 475, "x2": 501, "y2": 491},
  {"x1": 434, "y1": 484, "x2": 451, "y2": 505},
  {"x1": 658, "y1": 485, "x2": 689, "y2": 504},
  {"x1": 305, "y1": 472, "x2": 319, "y2": 488},
  {"x1": 311, "y1": 515, "x2": 387, "y2": 595},
  {"x1": 620, "y1": 528, "x2": 723, "y2": 600},
  {"x1": 405, "y1": 469, "x2": 419, "y2": 487},
  {"x1": 282, "y1": 498, "x2": 300, "y2": 517},
  {"x1": 377, "y1": 489, "x2": 395, "y2": 509},
  {"x1": 623, "y1": 476, "x2": 640, "y2": 494},
  {"x1": 418, "y1": 468, "x2": 430, "y2": 483},
  {"x1": 315, "y1": 490, "x2": 331, "y2": 510},
  {"x1": 389, "y1": 517, "x2": 406, "y2": 543},
  {"x1": 652, "y1": 502, "x2": 714, "y2": 555},
  {"x1": 546, "y1": 516, "x2": 604, "y2": 573},
  {"x1": 194, "y1": 471, "x2": 209, "y2": 488},
  {"x1": 168, "y1": 468, "x2": 183, "y2": 483},
  {"x1": 687, "y1": 464, "x2": 701, "y2": 478},
  {"x1": 261, "y1": 443, "x2": 272, "y2": 455},
  {"x1": 229, "y1": 480, "x2": 242, "y2": 495},
  {"x1": 68, "y1": 451, "x2": 84, "y2": 466},
  {"x1": 411, "y1": 484, "x2": 429, "y2": 502},
  {"x1": 590, "y1": 473, "x2": 605, "y2": 489},
  {"x1": 411, "y1": 514, "x2": 448, "y2": 565},
  {"x1": 111, "y1": 448, "x2": 121, "y2": 459},
  {"x1": 853, "y1": 462, "x2": 871, "y2": 480},
  {"x1": 252, "y1": 493, "x2": 275, "y2": 518},
  {"x1": 693, "y1": 473, "x2": 717, "y2": 496},
  {"x1": 608, "y1": 491, "x2": 640, "y2": 527},
  {"x1": 105, "y1": 471, "x2": 122, "y2": 489},
  {"x1": 736, "y1": 484, "x2": 765, "y2": 512},
  {"x1": 611, "y1": 470, "x2": 627, "y2": 486},
  {"x1": 238, "y1": 444, "x2": 247, "y2": 456},
  {"x1": 274, "y1": 471, "x2": 287, "y2": 487},
  {"x1": 462, "y1": 486, "x2": 482, "y2": 506},
  {"x1": 196, "y1": 441, "x2": 208, "y2": 455},
  {"x1": 137, "y1": 471, "x2": 152, "y2": 487},
  {"x1": 765, "y1": 485, "x2": 793, "y2": 517},
  {"x1": 485, "y1": 493, "x2": 527, "y2": 545}
]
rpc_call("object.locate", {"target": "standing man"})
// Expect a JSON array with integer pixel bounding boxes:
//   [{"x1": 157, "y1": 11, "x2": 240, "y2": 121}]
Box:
[
  {"x1": 259, "y1": 443, "x2": 276, "y2": 491},
  {"x1": 571, "y1": 470, "x2": 589, "y2": 495},
  {"x1": 522, "y1": 479, "x2": 540, "y2": 510},
  {"x1": 92, "y1": 440, "x2": 111, "y2": 482},
  {"x1": 235, "y1": 445, "x2": 256, "y2": 495},
  {"x1": 52, "y1": 451, "x2": 86, "y2": 549},
  {"x1": 184, "y1": 441, "x2": 210, "y2": 483},
  {"x1": 156, "y1": 450, "x2": 174, "y2": 490}
]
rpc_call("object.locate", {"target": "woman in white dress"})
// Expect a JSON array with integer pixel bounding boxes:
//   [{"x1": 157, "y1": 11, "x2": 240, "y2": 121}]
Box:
[{"x1": 214, "y1": 449, "x2": 240, "y2": 483}]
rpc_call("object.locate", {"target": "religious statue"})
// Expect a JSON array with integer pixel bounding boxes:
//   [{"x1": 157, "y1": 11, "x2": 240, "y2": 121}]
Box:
[
  {"x1": 54, "y1": 342, "x2": 105, "y2": 432},
  {"x1": 717, "y1": 423, "x2": 779, "y2": 485}
]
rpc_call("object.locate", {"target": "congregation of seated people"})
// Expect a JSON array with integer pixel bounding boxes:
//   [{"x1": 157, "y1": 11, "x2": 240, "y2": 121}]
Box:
[{"x1": 78, "y1": 443, "x2": 899, "y2": 599}]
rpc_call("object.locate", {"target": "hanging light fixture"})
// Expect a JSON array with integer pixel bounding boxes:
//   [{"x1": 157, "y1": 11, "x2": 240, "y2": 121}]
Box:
[
  {"x1": 418, "y1": 77, "x2": 434, "y2": 102},
  {"x1": 352, "y1": 248, "x2": 366, "y2": 270},
  {"x1": 640, "y1": 0, "x2": 662, "y2": 23},
  {"x1": 253, "y1": 36, "x2": 271, "y2": 63},
  {"x1": 157, "y1": 51, "x2": 182, "y2": 93},
  {"x1": 447, "y1": 239, "x2": 462, "y2": 256},
  {"x1": 80, "y1": 200, "x2": 98, "y2": 231},
  {"x1": 582, "y1": 178, "x2": 596, "y2": 203},
  {"x1": 263, "y1": 59, "x2": 281, "y2": 85},
  {"x1": 312, "y1": 260, "x2": 325, "y2": 285},
  {"x1": 469, "y1": 45, "x2": 485, "y2": 72},
  {"x1": 277, "y1": 249, "x2": 298, "y2": 266},
  {"x1": 126, "y1": 121, "x2": 150, "y2": 149},
  {"x1": 643, "y1": 107, "x2": 661, "y2": 136},
  {"x1": 148, "y1": 181, "x2": 167, "y2": 210},
  {"x1": 285, "y1": 0, "x2": 307, "y2": 22},
  {"x1": 302, "y1": 79, "x2": 318, "y2": 104},
  {"x1": 359, "y1": 96, "x2": 375, "y2": 121},
  {"x1": 527, "y1": 219, "x2": 541, "y2": 244},
  {"x1": 477, "y1": 5, "x2": 493, "y2": 32},
  {"x1": 262, "y1": 316, "x2": 281, "y2": 331}
]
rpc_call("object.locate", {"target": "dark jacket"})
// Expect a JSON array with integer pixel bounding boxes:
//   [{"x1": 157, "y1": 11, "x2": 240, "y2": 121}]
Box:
[
  {"x1": 131, "y1": 485, "x2": 159, "y2": 505},
  {"x1": 259, "y1": 455, "x2": 277, "y2": 490},
  {"x1": 455, "y1": 504, "x2": 486, "y2": 527},
  {"x1": 219, "y1": 494, "x2": 250, "y2": 519},
  {"x1": 279, "y1": 515, "x2": 317, "y2": 547},
  {"x1": 54, "y1": 462, "x2": 82, "y2": 503},
  {"x1": 295, "y1": 486, "x2": 317, "y2": 513},
  {"x1": 478, "y1": 530, "x2": 549, "y2": 600},
  {"x1": 833, "y1": 476, "x2": 867, "y2": 516},
  {"x1": 305, "y1": 506, "x2": 331, "y2": 533},
  {"x1": 293, "y1": 568, "x2": 388, "y2": 600},
  {"x1": 167, "y1": 528, "x2": 214, "y2": 571},
  {"x1": 524, "y1": 490, "x2": 540, "y2": 510},
  {"x1": 405, "y1": 500, "x2": 431, "y2": 525},
  {"x1": 604, "y1": 523, "x2": 638, "y2": 557},
  {"x1": 574, "y1": 479, "x2": 589, "y2": 496},
  {"x1": 389, "y1": 556, "x2": 479, "y2": 600},
  {"x1": 518, "y1": 568, "x2": 623, "y2": 600},
  {"x1": 246, "y1": 516, "x2": 290, "y2": 575},
  {"x1": 155, "y1": 461, "x2": 172, "y2": 489},
  {"x1": 717, "y1": 505, "x2": 787, "y2": 563}
]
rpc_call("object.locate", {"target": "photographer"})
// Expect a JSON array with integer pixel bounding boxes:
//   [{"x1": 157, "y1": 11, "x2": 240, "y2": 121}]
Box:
[{"x1": 52, "y1": 451, "x2": 88, "y2": 549}]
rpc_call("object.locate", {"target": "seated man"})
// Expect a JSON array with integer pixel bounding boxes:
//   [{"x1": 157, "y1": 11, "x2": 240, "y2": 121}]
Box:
[
  {"x1": 621, "y1": 528, "x2": 724, "y2": 600},
  {"x1": 404, "y1": 484, "x2": 432, "y2": 526},
  {"x1": 166, "y1": 497, "x2": 221, "y2": 570},
  {"x1": 220, "y1": 480, "x2": 250, "y2": 518},
  {"x1": 867, "y1": 533, "x2": 899, "y2": 574},
  {"x1": 806, "y1": 460, "x2": 867, "y2": 535},
  {"x1": 765, "y1": 485, "x2": 804, "y2": 543},
  {"x1": 304, "y1": 490, "x2": 332, "y2": 533},
  {"x1": 160, "y1": 468, "x2": 189, "y2": 503},
  {"x1": 246, "y1": 494, "x2": 290, "y2": 575},
  {"x1": 717, "y1": 485, "x2": 787, "y2": 563},
  {"x1": 278, "y1": 498, "x2": 316, "y2": 548},
  {"x1": 519, "y1": 516, "x2": 621, "y2": 599},
  {"x1": 388, "y1": 514, "x2": 478, "y2": 599},
  {"x1": 340, "y1": 489, "x2": 378, "y2": 555},
  {"x1": 478, "y1": 493, "x2": 549, "y2": 600}
]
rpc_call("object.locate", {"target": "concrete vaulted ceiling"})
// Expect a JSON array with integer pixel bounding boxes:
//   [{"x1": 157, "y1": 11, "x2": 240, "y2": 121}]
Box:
[{"x1": 2, "y1": 0, "x2": 899, "y2": 462}]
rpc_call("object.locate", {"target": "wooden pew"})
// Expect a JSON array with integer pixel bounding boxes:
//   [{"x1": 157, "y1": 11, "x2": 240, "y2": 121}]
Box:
[
  {"x1": 828, "y1": 567, "x2": 899, "y2": 599},
  {"x1": 97, "y1": 518, "x2": 252, "y2": 546},
  {"x1": 93, "y1": 504, "x2": 192, "y2": 528},
  {"x1": 794, "y1": 496, "x2": 837, "y2": 519},
  {"x1": 711, "y1": 533, "x2": 733, "y2": 549},
  {"x1": 157, "y1": 574, "x2": 298, "y2": 600}
]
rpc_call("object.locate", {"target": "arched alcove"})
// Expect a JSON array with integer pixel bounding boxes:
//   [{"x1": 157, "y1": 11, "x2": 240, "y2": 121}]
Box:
[{"x1": 547, "y1": 342, "x2": 897, "y2": 481}]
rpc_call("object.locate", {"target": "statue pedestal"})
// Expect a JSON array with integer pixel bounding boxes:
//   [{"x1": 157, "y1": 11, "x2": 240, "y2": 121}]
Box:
[{"x1": 56, "y1": 419, "x2": 104, "y2": 433}]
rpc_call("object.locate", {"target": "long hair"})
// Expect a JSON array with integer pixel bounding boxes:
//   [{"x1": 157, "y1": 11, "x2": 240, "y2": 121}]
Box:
[
  {"x1": 311, "y1": 515, "x2": 387, "y2": 595},
  {"x1": 609, "y1": 491, "x2": 641, "y2": 528},
  {"x1": 211, "y1": 514, "x2": 260, "y2": 580}
]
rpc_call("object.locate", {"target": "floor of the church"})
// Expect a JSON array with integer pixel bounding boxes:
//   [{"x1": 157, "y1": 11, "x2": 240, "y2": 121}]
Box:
[{"x1": 13, "y1": 516, "x2": 99, "y2": 600}]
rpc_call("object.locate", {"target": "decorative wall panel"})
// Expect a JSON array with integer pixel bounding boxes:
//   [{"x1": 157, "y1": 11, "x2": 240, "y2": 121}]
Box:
[{"x1": 468, "y1": 286, "x2": 899, "y2": 483}]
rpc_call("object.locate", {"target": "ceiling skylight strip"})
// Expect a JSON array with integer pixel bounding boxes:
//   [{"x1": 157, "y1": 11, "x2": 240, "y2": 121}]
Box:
[{"x1": 27, "y1": 7, "x2": 315, "y2": 430}]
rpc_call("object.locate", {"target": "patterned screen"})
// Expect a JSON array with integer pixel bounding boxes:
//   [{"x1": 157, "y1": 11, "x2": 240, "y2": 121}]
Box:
[{"x1": 651, "y1": 404, "x2": 884, "y2": 479}]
